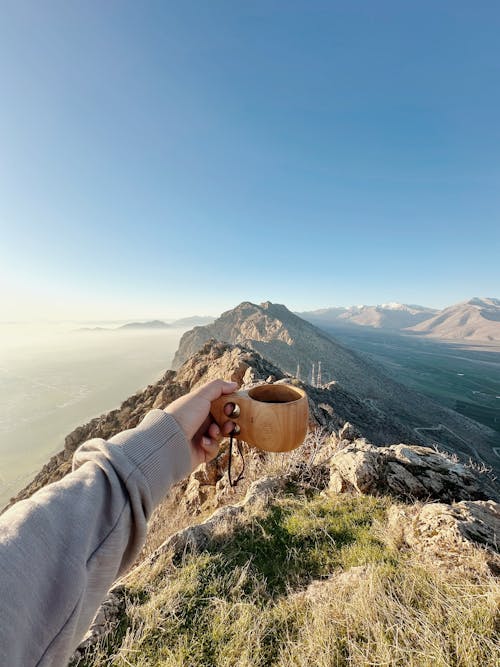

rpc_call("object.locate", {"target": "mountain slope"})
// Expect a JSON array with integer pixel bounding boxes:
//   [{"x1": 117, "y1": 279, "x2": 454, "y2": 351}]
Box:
[
  {"x1": 173, "y1": 301, "x2": 498, "y2": 466},
  {"x1": 407, "y1": 297, "x2": 500, "y2": 341},
  {"x1": 300, "y1": 303, "x2": 437, "y2": 331}
]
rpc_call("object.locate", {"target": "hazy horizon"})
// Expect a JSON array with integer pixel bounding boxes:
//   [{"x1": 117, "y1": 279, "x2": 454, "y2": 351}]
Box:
[{"x1": 1, "y1": 294, "x2": 499, "y2": 325}]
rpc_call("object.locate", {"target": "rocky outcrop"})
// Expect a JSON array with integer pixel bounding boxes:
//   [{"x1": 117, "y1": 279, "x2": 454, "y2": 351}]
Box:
[
  {"x1": 388, "y1": 501, "x2": 500, "y2": 574},
  {"x1": 328, "y1": 440, "x2": 499, "y2": 503}
]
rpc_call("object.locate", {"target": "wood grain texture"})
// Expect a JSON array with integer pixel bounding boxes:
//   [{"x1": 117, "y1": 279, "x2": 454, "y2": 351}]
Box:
[{"x1": 210, "y1": 384, "x2": 308, "y2": 452}]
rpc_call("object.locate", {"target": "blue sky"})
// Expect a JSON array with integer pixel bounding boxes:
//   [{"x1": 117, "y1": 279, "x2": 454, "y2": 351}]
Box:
[{"x1": 1, "y1": 1, "x2": 499, "y2": 320}]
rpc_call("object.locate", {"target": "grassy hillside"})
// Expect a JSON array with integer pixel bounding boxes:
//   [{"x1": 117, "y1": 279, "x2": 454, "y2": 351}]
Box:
[{"x1": 75, "y1": 483, "x2": 499, "y2": 667}]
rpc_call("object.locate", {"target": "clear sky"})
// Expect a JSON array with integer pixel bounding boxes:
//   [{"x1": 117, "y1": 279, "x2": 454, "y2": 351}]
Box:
[{"x1": 1, "y1": 1, "x2": 499, "y2": 321}]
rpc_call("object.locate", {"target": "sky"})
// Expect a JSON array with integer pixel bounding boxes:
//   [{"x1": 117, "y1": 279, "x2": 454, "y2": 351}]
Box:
[{"x1": 0, "y1": 1, "x2": 499, "y2": 321}]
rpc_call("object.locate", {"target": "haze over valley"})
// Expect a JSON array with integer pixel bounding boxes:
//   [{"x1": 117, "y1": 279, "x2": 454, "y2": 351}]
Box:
[{"x1": 0, "y1": 323, "x2": 188, "y2": 509}]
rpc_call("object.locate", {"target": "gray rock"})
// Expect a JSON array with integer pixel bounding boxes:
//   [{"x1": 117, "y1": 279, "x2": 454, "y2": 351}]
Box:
[
  {"x1": 338, "y1": 421, "x2": 362, "y2": 443},
  {"x1": 388, "y1": 500, "x2": 500, "y2": 573},
  {"x1": 328, "y1": 440, "x2": 499, "y2": 503}
]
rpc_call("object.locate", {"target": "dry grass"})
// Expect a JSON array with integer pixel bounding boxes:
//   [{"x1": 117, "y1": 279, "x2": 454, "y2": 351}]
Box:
[
  {"x1": 140, "y1": 427, "x2": 336, "y2": 562},
  {"x1": 76, "y1": 490, "x2": 499, "y2": 667}
]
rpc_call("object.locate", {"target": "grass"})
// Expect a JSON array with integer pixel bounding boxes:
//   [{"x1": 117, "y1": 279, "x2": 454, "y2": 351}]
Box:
[{"x1": 77, "y1": 492, "x2": 500, "y2": 667}]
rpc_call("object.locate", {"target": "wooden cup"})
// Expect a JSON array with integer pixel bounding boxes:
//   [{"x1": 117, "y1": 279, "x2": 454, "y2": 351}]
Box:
[{"x1": 210, "y1": 384, "x2": 309, "y2": 452}]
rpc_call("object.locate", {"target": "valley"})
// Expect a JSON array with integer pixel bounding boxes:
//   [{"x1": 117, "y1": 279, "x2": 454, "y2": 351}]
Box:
[{"x1": 318, "y1": 326, "x2": 500, "y2": 448}]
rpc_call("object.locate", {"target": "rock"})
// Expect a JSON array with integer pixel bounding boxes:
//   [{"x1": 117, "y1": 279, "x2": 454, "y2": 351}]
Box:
[
  {"x1": 181, "y1": 459, "x2": 229, "y2": 514},
  {"x1": 182, "y1": 477, "x2": 210, "y2": 515},
  {"x1": 70, "y1": 588, "x2": 125, "y2": 664},
  {"x1": 328, "y1": 440, "x2": 499, "y2": 503},
  {"x1": 338, "y1": 421, "x2": 361, "y2": 442},
  {"x1": 191, "y1": 462, "x2": 219, "y2": 487},
  {"x1": 242, "y1": 367, "x2": 258, "y2": 386},
  {"x1": 329, "y1": 441, "x2": 383, "y2": 494},
  {"x1": 385, "y1": 462, "x2": 427, "y2": 497},
  {"x1": 243, "y1": 476, "x2": 287, "y2": 509},
  {"x1": 388, "y1": 500, "x2": 500, "y2": 574}
]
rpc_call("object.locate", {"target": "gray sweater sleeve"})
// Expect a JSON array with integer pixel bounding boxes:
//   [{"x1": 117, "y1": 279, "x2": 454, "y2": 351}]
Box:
[{"x1": 0, "y1": 409, "x2": 192, "y2": 667}]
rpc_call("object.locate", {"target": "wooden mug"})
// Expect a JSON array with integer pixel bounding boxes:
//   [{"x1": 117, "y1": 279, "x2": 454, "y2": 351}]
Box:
[{"x1": 210, "y1": 383, "x2": 309, "y2": 452}]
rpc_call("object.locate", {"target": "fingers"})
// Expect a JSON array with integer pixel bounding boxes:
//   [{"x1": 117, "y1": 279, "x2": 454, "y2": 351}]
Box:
[
  {"x1": 200, "y1": 436, "x2": 220, "y2": 463},
  {"x1": 221, "y1": 420, "x2": 236, "y2": 436},
  {"x1": 194, "y1": 379, "x2": 239, "y2": 402},
  {"x1": 207, "y1": 422, "x2": 221, "y2": 440},
  {"x1": 207, "y1": 420, "x2": 235, "y2": 440}
]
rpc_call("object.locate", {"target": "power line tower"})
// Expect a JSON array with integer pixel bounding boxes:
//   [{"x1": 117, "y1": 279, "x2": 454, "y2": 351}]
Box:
[
  {"x1": 311, "y1": 362, "x2": 316, "y2": 387},
  {"x1": 296, "y1": 362, "x2": 301, "y2": 381},
  {"x1": 317, "y1": 361, "x2": 322, "y2": 387}
]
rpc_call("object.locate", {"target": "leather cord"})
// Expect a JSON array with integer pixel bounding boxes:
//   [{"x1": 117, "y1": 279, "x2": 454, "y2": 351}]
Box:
[{"x1": 227, "y1": 435, "x2": 245, "y2": 487}]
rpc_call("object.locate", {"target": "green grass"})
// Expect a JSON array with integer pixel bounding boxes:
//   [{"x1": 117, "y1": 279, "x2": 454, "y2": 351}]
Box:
[
  {"x1": 201, "y1": 494, "x2": 394, "y2": 599},
  {"x1": 78, "y1": 493, "x2": 499, "y2": 667}
]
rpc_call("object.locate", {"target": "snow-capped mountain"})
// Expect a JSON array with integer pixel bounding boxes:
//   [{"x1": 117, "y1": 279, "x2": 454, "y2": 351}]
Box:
[{"x1": 299, "y1": 303, "x2": 437, "y2": 331}]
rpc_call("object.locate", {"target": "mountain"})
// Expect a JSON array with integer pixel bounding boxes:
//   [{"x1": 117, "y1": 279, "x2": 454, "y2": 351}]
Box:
[
  {"x1": 300, "y1": 303, "x2": 437, "y2": 331},
  {"x1": 119, "y1": 320, "x2": 171, "y2": 330},
  {"x1": 407, "y1": 297, "x2": 500, "y2": 342},
  {"x1": 171, "y1": 315, "x2": 215, "y2": 327},
  {"x1": 173, "y1": 301, "x2": 497, "y2": 467},
  {"x1": 77, "y1": 316, "x2": 215, "y2": 333},
  {"x1": 4, "y1": 341, "x2": 498, "y2": 665}
]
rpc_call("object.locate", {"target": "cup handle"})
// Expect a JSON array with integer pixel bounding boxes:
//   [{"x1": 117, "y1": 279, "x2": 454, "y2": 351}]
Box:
[{"x1": 210, "y1": 391, "x2": 251, "y2": 436}]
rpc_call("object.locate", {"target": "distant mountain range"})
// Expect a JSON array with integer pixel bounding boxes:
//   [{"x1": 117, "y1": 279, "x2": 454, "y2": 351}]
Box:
[
  {"x1": 299, "y1": 303, "x2": 436, "y2": 331},
  {"x1": 299, "y1": 298, "x2": 500, "y2": 342},
  {"x1": 173, "y1": 300, "x2": 497, "y2": 465},
  {"x1": 77, "y1": 315, "x2": 214, "y2": 332},
  {"x1": 407, "y1": 297, "x2": 500, "y2": 341}
]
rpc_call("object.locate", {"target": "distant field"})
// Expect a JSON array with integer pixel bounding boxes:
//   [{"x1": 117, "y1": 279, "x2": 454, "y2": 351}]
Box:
[{"x1": 320, "y1": 327, "x2": 500, "y2": 437}]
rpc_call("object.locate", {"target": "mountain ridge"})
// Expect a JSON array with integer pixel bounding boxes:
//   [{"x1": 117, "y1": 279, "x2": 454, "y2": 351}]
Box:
[
  {"x1": 173, "y1": 301, "x2": 498, "y2": 468},
  {"x1": 76, "y1": 315, "x2": 214, "y2": 332},
  {"x1": 300, "y1": 297, "x2": 500, "y2": 341},
  {"x1": 407, "y1": 297, "x2": 500, "y2": 341},
  {"x1": 299, "y1": 303, "x2": 437, "y2": 331}
]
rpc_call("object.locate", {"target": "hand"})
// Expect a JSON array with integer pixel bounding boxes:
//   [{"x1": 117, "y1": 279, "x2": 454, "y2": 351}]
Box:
[{"x1": 164, "y1": 379, "x2": 238, "y2": 469}]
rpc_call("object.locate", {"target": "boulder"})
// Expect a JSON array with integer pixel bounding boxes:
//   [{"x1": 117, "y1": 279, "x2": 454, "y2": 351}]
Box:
[
  {"x1": 388, "y1": 500, "x2": 500, "y2": 574},
  {"x1": 329, "y1": 440, "x2": 498, "y2": 502}
]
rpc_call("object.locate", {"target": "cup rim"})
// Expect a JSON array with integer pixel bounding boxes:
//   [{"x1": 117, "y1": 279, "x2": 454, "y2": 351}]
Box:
[{"x1": 248, "y1": 383, "x2": 305, "y2": 404}]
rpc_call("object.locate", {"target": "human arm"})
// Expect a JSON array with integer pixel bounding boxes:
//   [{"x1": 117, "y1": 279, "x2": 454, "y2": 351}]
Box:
[{"x1": 0, "y1": 379, "x2": 236, "y2": 666}]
